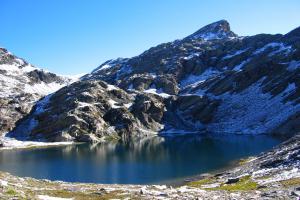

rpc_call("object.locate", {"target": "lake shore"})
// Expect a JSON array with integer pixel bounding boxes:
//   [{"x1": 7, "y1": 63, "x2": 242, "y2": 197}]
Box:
[
  {"x1": 0, "y1": 136, "x2": 76, "y2": 150},
  {"x1": 0, "y1": 135, "x2": 299, "y2": 199},
  {"x1": 0, "y1": 157, "x2": 298, "y2": 200}
]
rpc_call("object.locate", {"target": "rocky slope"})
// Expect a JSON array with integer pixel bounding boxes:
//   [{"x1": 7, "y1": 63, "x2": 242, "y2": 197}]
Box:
[
  {"x1": 83, "y1": 19, "x2": 300, "y2": 136},
  {"x1": 9, "y1": 80, "x2": 166, "y2": 142},
  {"x1": 0, "y1": 47, "x2": 76, "y2": 136},
  {"x1": 8, "y1": 20, "x2": 299, "y2": 143}
]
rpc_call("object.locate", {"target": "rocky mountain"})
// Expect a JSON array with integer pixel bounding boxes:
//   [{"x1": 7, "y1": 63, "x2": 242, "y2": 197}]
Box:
[
  {"x1": 6, "y1": 20, "x2": 300, "y2": 143},
  {"x1": 0, "y1": 47, "x2": 76, "y2": 136}
]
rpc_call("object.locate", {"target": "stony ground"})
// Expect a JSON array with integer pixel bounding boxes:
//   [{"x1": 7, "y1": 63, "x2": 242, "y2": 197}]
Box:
[{"x1": 0, "y1": 167, "x2": 298, "y2": 200}]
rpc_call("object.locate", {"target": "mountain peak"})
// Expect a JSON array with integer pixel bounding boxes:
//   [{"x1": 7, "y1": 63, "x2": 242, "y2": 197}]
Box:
[{"x1": 187, "y1": 20, "x2": 237, "y2": 40}]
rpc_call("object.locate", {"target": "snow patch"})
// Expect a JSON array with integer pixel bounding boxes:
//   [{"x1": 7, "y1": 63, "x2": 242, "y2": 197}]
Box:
[
  {"x1": 24, "y1": 82, "x2": 66, "y2": 96},
  {"x1": 21, "y1": 64, "x2": 37, "y2": 72},
  {"x1": 99, "y1": 64, "x2": 111, "y2": 70},
  {"x1": 38, "y1": 195, "x2": 74, "y2": 200},
  {"x1": 253, "y1": 42, "x2": 293, "y2": 56},
  {"x1": 0, "y1": 180, "x2": 8, "y2": 187},
  {"x1": 0, "y1": 136, "x2": 73, "y2": 150},
  {"x1": 257, "y1": 168, "x2": 300, "y2": 185},
  {"x1": 180, "y1": 68, "x2": 220, "y2": 88},
  {"x1": 207, "y1": 79, "x2": 300, "y2": 134},
  {"x1": 108, "y1": 99, "x2": 121, "y2": 108},
  {"x1": 106, "y1": 84, "x2": 118, "y2": 91},
  {"x1": 232, "y1": 59, "x2": 251, "y2": 72},
  {"x1": 286, "y1": 60, "x2": 300, "y2": 71},
  {"x1": 124, "y1": 103, "x2": 133, "y2": 108},
  {"x1": 183, "y1": 53, "x2": 200, "y2": 60},
  {"x1": 144, "y1": 88, "x2": 171, "y2": 98},
  {"x1": 223, "y1": 49, "x2": 248, "y2": 59}
]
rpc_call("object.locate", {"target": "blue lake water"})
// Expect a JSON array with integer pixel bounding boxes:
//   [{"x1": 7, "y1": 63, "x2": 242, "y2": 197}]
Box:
[{"x1": 0, "y1": 134, "x2": 284, "y2": 184}]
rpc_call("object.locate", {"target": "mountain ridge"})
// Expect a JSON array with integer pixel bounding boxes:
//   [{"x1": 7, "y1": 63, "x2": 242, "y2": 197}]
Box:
[
  {"x1": 0, "y1": 47, "x2": 77, "y2": 136},
  {"x1": 1, "y1": 20, "x2": 300, "y2": 143}
]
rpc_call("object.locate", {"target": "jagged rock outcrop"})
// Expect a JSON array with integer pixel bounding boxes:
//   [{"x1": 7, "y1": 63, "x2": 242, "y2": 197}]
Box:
[
  {"x1": 9, "y1": 80, "x2": 166, "y2": 142},
  {"x1": 0, "y1": 48, "x2": 75, "y2": 136}
]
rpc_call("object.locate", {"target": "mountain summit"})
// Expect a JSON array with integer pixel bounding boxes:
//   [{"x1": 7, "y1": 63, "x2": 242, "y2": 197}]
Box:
[
  {"x1": 3, "y1": 20, "x2": 300, "y2": 143},
  {"x1": 187, "y1": 20, "x2": 237, "y2": 40}
]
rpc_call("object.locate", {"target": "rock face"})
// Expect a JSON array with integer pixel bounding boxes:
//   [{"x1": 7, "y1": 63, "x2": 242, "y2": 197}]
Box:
[
  {"x1": 186, "y1": 20, "x2": 237, "y2": 40},
  {"x1": 0, "y1": 48, "x2": 76, "y2": 136},
  {"x1": 4, "y1": 19, "x2": 300, "y2": 142},
  {"x1": 9, "y1": 80, "x2": 166, "y2": 142}
]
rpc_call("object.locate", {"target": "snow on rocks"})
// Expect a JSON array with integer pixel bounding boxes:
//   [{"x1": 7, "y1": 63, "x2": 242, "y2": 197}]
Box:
[
  {"x1": 207, "y1": 79, "x2": 300, "y2": 134},
  {"x1": 253, "y1": 42, "x2": 293, "y2": 56},
  {"x1": 232, "y1": 59, "x2": 251, "y2": 72},
  {"x1": 144, "y1": 88, "x2": 171, "y2": 98},
  {"x1": 223, "y1": 48, "x2": 248, "y2": 59},
  {"x1": 180, "y1": 68, "x2": 221, "y2": 88},
  {"x1": 37, "y1": 195, "x2": 74, "y2": 200},
  {"x1": 257, "y1": 168, "x2": 300, "y2": 185},
  {"x1": 24, "y1": 82, "x2": 66, "y2": 96},
  {"x1": 286, "y1": 60, "x2": 300, "y2": 71},
  {"x1": 0, "y1": 180, "x2": 8, "y2": 187},
  {"x1": 91, "y1": 58, "x2": 129, "y2": 74},
  {"x1": 0, "y1": 47, "x2": 77, "y2": 136},
  {"x1": 0, "y1": 136, "x2": 73, "y2": 150}
]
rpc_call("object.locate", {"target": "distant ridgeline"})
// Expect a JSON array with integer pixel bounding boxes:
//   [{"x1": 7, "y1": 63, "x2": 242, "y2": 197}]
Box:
[{"x1": 1, "y1": 20, "x2": 300, "y2": 143}]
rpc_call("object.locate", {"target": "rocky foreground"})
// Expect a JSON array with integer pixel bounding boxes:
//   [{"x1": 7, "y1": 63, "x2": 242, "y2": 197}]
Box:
[{"x1": 0, "y1": 135, "x2": 299, "y2": 200}]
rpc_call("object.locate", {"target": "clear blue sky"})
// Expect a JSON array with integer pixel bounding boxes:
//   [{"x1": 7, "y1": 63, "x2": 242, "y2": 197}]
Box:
[{"x1": 1, "y1": 0, "x2": 300, "y2": 75}]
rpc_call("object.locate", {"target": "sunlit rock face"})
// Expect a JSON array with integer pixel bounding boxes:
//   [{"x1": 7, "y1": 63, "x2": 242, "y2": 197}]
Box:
[
  {"x1": 6, "y1": 20, "x2": 300, "y2": 142},
  {"x1": 0, "y1": 48, "x2": 75, "y2": 136},
  {"x1": 81, "y1": 20, "x2": 300, "y2": 137},
  {"x1": 9, "y1": 80, "x2": 166, "y2": 142}
]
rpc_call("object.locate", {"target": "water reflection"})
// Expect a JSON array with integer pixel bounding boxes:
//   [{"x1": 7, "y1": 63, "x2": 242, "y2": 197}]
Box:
[{"x1": 0, "y1": 134, "x2": 283, "y2": 184}]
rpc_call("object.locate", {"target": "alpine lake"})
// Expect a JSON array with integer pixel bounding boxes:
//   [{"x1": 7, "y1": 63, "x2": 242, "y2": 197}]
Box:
[{"x1": 0, "y1": 134, "x2": 285, "y2": 185}]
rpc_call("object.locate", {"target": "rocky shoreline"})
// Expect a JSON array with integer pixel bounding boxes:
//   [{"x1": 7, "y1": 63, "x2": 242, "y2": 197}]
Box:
[
  {"x1": 1, "y1": 20, "x2": 300, "y2": 199},
  {"x1": 0, "y1": 135, "x2": 299, "y2": 200}
]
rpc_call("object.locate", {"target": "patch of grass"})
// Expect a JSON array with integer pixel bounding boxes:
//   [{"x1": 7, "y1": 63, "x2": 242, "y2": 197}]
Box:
[
  {"x1": 239, "y1": 157, "x2": 255, "y2": 166},
  {"x1": 26, "y1": 178, "x2": 61, "y2": 188},
  {"x1": 187, "y1": 178, "x2": 214, "y2": 187},
  {"x1": 5, "y1": 188, "x2": 17, "y2": 196},
  {"x1": 256, "y1": 175, "x2": 272, "y2": 180},
  {"x1": 215, "y1": 176, "x2": 258, "y2": 192},
  {"x1": 280, "y1": 178, "x2": 300, "y2": 187}
]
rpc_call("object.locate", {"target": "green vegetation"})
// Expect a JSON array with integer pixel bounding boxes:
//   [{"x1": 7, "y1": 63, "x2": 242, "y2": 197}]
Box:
[
  {"x1": 239, "y1": 157, "x2": 255, "y2": 166},
  {"x1": 187, "y1": 175, "x2": 258, "y2": 192},
  {"x1": 5, "y1": 188, "x2": 17, "y2": 196},
  {"x1": 256, "y1": 175, "x2": 272, "y2": 180},
  {"x1": 187, "y1": 177, "x2": 214, "y2": 187},
  {"x1": 280, "y1": 178, "x2": 300, "y2": 187},
  {"x1": 216, "y1": 176, "x2": 258, "y2": 191}
]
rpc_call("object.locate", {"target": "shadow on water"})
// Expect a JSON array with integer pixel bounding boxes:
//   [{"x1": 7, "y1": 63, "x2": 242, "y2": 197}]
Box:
[{"x1": 0, "y1": 134, "x2": 285, "y2": 184}]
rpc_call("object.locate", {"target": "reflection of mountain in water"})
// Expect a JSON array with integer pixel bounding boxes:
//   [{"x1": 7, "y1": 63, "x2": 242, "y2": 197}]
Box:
[{"x1": 0, "y1": 135, "x2": 283, "y2": 184}]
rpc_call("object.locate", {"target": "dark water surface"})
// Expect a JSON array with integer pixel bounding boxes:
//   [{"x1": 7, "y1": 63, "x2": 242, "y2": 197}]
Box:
[{"x1": 0, "y1": 134, "x2": 284, "y2": 184}]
